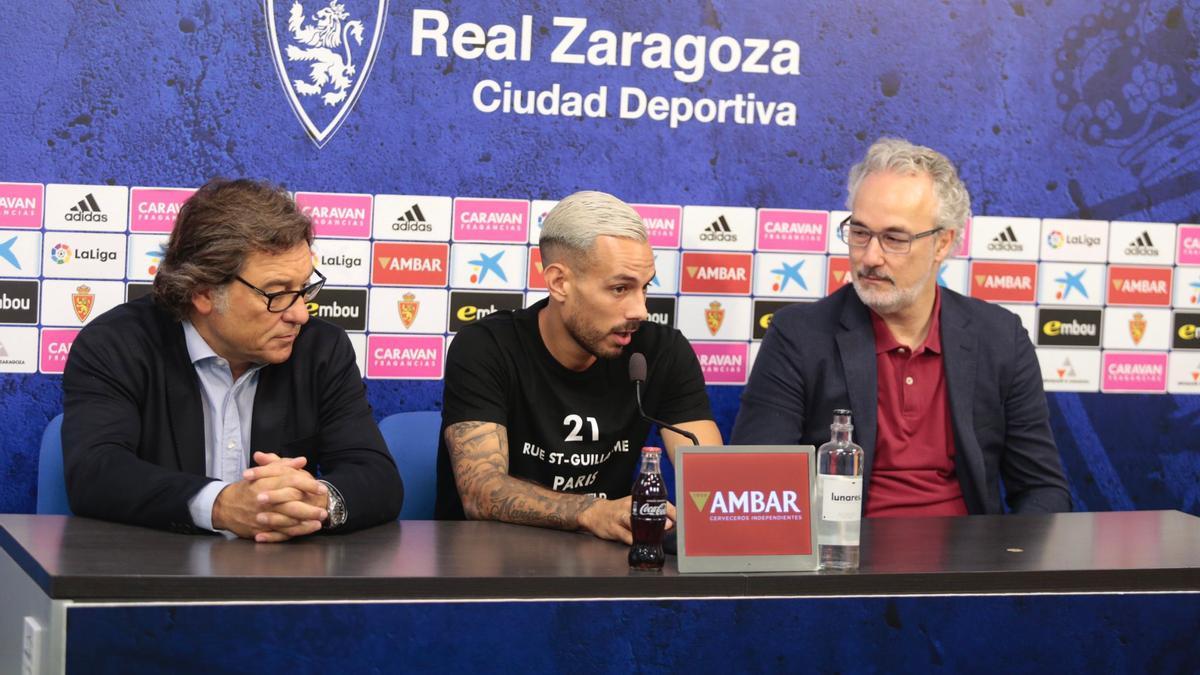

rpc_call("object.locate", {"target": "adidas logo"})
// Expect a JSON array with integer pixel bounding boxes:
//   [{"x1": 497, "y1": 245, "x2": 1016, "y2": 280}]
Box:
[
  {"x1": 986, "y1": 225, "x2": 1022, "y2": 252},
  {"x1": 700, "y1": 215, "x2": 737, "y2": 242},
  {"x1": 391, "y1": 203, "x2": 432, "y2": 233},
  {"x1": 64, "y1": 193, "x2": 108, "y2": 223},
  {"x1": 1124, "y1": 230, "x2": 1159, "y2": 256}
]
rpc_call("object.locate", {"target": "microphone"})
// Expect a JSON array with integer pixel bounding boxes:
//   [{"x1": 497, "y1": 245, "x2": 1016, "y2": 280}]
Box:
[{"x1": 628, "y1": 353, "x2": 699, "y2": 446}]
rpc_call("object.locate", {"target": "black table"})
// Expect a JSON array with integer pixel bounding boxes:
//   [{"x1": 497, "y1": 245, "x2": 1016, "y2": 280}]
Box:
[{"x1": 3, "y1": 511, "x2": 1198, "y2": 673}]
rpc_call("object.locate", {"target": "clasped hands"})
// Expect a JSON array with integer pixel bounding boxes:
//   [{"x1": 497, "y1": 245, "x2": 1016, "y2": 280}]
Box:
[{"x1": 212, "y1": 451, "x2": 329, "y2": 543}]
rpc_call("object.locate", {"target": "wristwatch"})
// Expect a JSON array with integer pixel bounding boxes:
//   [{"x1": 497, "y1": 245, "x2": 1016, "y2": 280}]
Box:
[{"x1": 320, "y1": 480, "x2": 348, "y2": 530}]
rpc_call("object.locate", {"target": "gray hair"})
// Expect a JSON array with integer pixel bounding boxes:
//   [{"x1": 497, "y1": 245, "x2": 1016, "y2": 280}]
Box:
[
  {"x1": 846, "y1": 137, "x2": 971, "y2": 254},
  {"x1": 539, "y1": 191, "x2": 646, "y2": 268}
]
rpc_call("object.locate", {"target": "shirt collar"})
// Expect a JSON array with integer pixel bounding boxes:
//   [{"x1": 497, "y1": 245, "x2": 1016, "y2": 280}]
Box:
[
  {"x1": 182, "y1": 319, "x2": 220, "y2": 365},
  {"x1": 181, "y1": 320, "x2": 268, "y2": 374},
  {"x1": 869, "y1": 286, "x2": 944, "y2": 355}
]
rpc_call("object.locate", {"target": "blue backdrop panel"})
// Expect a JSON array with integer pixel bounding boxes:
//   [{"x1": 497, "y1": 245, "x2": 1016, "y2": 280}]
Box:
[
  {"x1": 64, "y1": 594, "x2": 1200, "y2": 673},
  {"x1": 1, "y1": 1, "x2": 1199, "y2": 514}
]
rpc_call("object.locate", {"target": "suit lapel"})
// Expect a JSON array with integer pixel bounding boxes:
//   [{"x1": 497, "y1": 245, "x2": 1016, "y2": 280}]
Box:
[
  {"x1": 940, "y1": 291, "x2": 987, "y2": 512},
  {"x1": 834, "y1": 291, "x2": 878, "y2": 486},
  {"x1": 162, "y1": 317, "x2": 206, "y2": 476}
]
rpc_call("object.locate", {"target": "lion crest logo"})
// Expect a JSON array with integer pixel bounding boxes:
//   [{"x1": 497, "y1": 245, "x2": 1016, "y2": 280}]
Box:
[{"x1": 265, "y1": 0, "x2": 388, "y2": 148}]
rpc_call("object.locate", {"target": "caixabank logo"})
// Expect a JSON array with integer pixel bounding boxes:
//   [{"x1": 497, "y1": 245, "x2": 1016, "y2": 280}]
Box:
[
  {"x1": 1036, "y1": 308, "x2": 1102, "y2": 347},
  {"x1": 129, "y1": 187, "x2": 193, "y2": 233},
  {"x1": 372, "y1": 242, "x2": 449, "y2": 286},
  {"x1": 265, "y1": 0, "x2": 388, "y2": 148},
  {"x1": 450, "y1": 244, "x2": 527, "y2": 290},
  {"x1": 126, "y1": 235, "x2": 169, "y2": 281},
  {"x1": 448, "y1": 290, "x2": 523, "y2": 332},
  {"x1": 305, "y1": 287, "x2": 367, "y2": 331},
  {"x1": 1036, "y1": 262, "x2": 1105, "y2": 306},
  {"x1": 1173, "y1": 267, "x2": 1200, "y2": 308},
  {"x1": 372, "y1": 195, "x2": 453, "y2": 241},
  {"x1": 44, "y1": 184, "x2": 128, "y2": 232},
  {"x1": 0, "y1": 183, "x2": 43, "y2": 229},
  {"x1": 752, "y1": 253, "x2": 824, "y2": 299},
  {"x1": 0, "y1": 231, "x2": 43, "y2": 279}
]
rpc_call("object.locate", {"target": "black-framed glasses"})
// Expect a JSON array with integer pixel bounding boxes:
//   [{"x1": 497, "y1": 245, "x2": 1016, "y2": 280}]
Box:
[
  {"x1": 235, "y1": 268, "x2": 326, "y2": 313},
  {"x1": 837, "y1": 216, "x2": 943, "y2": 255}
]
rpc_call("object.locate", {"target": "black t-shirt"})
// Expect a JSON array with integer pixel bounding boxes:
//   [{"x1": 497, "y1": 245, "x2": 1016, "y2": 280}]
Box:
[{"x1": 435, "y1": 298, "x2": 713, "y2": 519}]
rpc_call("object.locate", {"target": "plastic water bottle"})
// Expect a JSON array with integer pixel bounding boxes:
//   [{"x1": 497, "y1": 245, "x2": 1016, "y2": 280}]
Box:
[{"x1": 817, "y1": 409, "x2": 864, "y2": 570}]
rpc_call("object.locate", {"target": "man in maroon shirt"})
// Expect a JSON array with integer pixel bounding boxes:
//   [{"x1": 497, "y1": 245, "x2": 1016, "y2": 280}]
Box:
[{"x1": 732, "y1": 137, "x2": 1071, "y2": 516}]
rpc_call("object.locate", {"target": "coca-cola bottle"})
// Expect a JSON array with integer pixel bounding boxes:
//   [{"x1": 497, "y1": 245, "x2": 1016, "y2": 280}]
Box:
[{"x1": 629, "y1": 446, "x2": 667, "y2": 570}]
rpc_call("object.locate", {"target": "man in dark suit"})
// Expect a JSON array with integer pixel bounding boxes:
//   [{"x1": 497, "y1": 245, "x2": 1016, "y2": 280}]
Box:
[
  {"x1": 63, "y1": 179, "x2": 402, "y2": 541},
  {"x1": 732, "y1": 138, "x2": 1070, "y2": 515}
]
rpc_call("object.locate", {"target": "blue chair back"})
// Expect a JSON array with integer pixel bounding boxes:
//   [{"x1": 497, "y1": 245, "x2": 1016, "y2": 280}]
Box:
[
  {"x1": 37, "y1": 413, "x2": 72, "y2": 515},
  {"x1": 378, "y1": 411, "x2": 442, "y2": 520}
]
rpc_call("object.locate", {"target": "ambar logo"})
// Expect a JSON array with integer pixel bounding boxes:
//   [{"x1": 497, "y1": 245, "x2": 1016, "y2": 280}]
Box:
[
  {"x1": 1173, "y1": 312, "x2": 1200, "y2": 350},
  {"x1": 679, "y1": 252, "x2": 752, "y2": 295},
  {"x1": 1107, "y1": 265, "x2": 1172, "y2": 306},
  {"x1": 305, "y1": 288, "x2": 367, "y2": 331},
  {"x1": 1036, "y1": 308, "x2": 1102, "y2": 347},
  {"x1": 970, "y1": 261, "x2": 1037, "y2": 302},
  {"x1": 826, "y1": 257, "x2": 851, "y2": 295},
  {"x1": 448, "y1": 291, "x2": 524, "y2": 332},
  {"x1": 689, "y1": 489, "x2": 804, "y2": 520},
  {"x1": 372, "y1": 242, "x2": 449, "y2": 286},
  {"x1": 527, "y1": 247, "x2": 546, "y2": 290}
]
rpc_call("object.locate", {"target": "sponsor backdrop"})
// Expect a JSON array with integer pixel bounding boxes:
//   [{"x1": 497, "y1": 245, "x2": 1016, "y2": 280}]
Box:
[{"x1": 0, "y1": 1, "x2": 1198, "y2": 520}]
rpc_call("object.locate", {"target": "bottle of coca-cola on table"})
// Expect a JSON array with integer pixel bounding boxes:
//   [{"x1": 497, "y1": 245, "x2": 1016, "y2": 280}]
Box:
[{"x1": 629, "y1": 446, "x2": 667, "y2": 570}]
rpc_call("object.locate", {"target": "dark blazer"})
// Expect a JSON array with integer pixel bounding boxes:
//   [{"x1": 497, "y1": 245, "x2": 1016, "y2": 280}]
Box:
[
  {"x1": 62, "y1": 296, "x2": 403, "y2": 534},
  {"x1": 731, "y1": 285, "x2": 1071, "y2": 514}
]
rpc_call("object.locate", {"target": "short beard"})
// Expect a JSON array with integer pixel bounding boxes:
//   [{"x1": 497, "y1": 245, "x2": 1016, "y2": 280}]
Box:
[
  {"x1": 851, "y1": 263, "x2": 935, "y2": 315},
  {"x1": 562, "y1": 305, "x2": 638, "y2": 361}
]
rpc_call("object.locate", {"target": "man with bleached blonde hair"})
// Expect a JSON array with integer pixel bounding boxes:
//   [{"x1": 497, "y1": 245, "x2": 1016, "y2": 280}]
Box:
[{"x1": 436, "y1": 191, "x2": 722, "y2": 542}]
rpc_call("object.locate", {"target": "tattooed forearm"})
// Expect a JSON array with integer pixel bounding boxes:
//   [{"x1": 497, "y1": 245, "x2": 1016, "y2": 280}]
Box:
[{"x1": 445, "y1": 421, "x2": 597, "y2": 530}]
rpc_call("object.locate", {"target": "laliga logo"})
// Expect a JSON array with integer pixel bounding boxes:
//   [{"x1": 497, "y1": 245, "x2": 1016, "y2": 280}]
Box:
[
  {"x1": 265, "y1": 0, "x2": 388, "y2": 148},
  {"x1": 51, "y1": 244, "x2": 72, "y2": 265},
  {"x1": 1046, "y1": 230, "x2": 1065, "y2": 249}
]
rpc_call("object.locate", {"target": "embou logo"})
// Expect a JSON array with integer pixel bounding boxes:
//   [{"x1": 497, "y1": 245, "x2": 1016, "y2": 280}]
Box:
[
  {"x1": 265, "y1": 0, "x2": 388, "y2": 148},
  {"x1": 305, "y1": 288, "x2": 366, "y2": 331},
  {"x1": 1037, "y1": 308, "x2": 1101, "y2": 347}
]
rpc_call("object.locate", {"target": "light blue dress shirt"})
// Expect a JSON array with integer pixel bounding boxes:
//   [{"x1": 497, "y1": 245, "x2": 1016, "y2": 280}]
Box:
[{"x1": 182, "y1": 320, "x2": 267, "y2": 533}]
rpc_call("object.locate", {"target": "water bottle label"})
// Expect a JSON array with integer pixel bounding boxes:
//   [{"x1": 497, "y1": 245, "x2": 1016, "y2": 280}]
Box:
[{"x1": 820, "y1": 475, "x2": 862, "y2": 522}]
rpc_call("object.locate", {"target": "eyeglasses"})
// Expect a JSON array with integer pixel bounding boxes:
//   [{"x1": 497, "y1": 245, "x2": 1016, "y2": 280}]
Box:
[
  {"x1": 235, "y1": 268, "x2": 326, "y2": 312},
  {"x1": 837, "y1": 216, "x2": 943, "y2": 254}
]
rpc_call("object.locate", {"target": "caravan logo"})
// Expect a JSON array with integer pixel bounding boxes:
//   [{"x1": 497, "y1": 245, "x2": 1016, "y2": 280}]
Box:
[
  {"x1": 632, "y1": 204, "x2": 682, "y2": 248},
  {"x1": 130, "y1": 187, "x2": 193, "y2": 232},
  {"x1": 0, "y1": 183, "x2": 43, "y2": 229},
  {"x1": 452, "y1": 198, "x2": 529, "y2": 243},
  {"x1": 296, "y1": 192, "x2": 372, "y2": 238},
  {"x1": 691, "y1": 342, "x2": 749, "y2": 384},
  {"x1": 755, "y1": 209, "x2": 826, "y2": 252},
  {"x1": 366, "y1": 335, "x2": 444, "y2": 379},
  {"x1": 1102, "y1": 352, "x2": 1167, "y2": 393},
  {"x1": 265, "y1": 0, "x2": 388, "y2": 148}
]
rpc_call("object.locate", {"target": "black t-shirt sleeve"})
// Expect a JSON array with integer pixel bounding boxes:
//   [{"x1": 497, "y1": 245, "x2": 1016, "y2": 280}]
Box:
[
  {"x1": 650, "y1": 330, "x2": 714, "y2": 425},
  {"x1": 441, "y1": 323, "x2": 512, "y2": 427}
]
